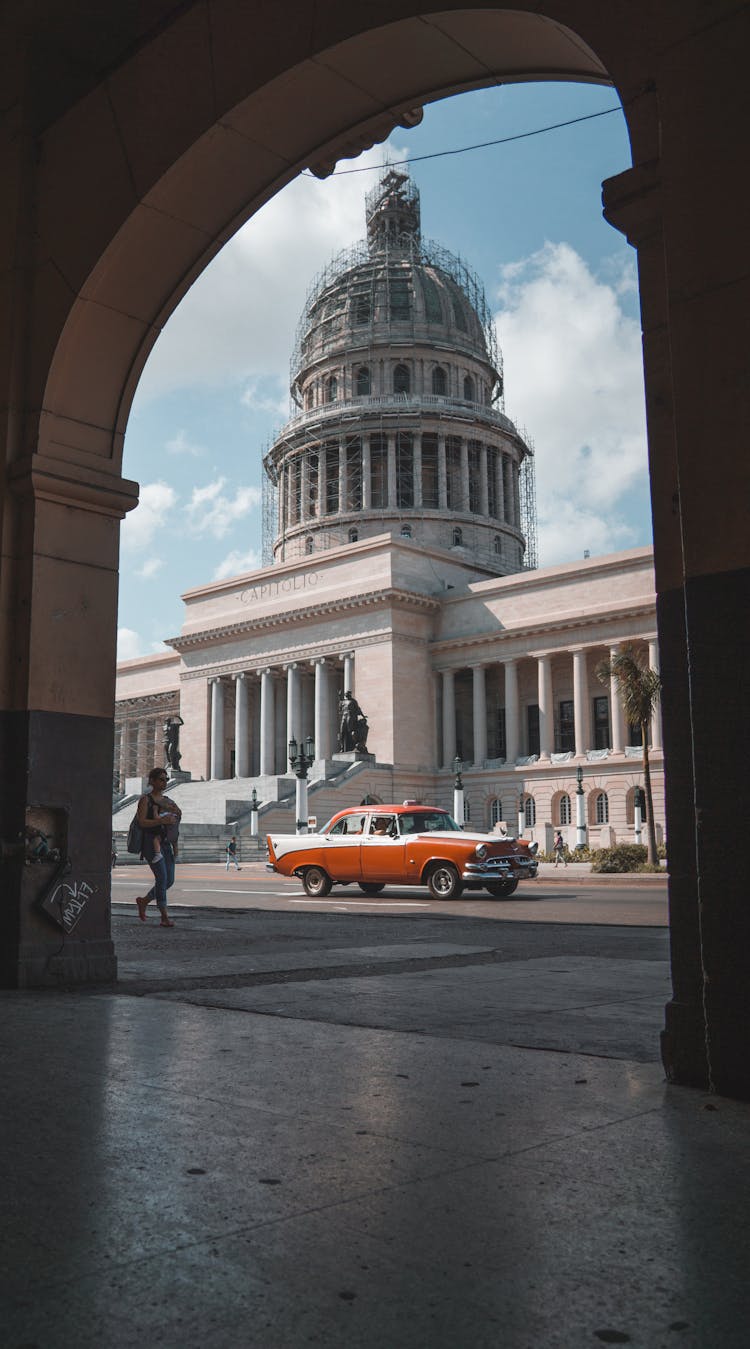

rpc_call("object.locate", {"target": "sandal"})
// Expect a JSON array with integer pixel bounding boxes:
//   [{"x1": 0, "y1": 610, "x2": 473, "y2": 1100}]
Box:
[
  {"x1": 159, "y1": 918, "x2": 175, "y2": 928},
  {"x1": 136, "y1": 896, "x2": 148, "y2": 922}
]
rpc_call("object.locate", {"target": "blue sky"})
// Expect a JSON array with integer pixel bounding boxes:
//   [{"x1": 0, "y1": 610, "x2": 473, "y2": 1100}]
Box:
[{"x1": 119, "y1": 80, "x2": 650, "y2": 660}]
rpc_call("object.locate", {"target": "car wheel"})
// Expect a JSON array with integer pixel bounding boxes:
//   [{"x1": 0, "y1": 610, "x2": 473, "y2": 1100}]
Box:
[
  {"x1": 427, "y1": 862, "x2": 463, "y2": 900},
  {"x1": 486, "y1": 879, "x2": 519, "y2": 898},
  {"x1": 302, "y1": 866, "x2": 332, "y2": 897},
  {"x1": 358, "y1": 883, "x2": 385, "y2": 895}
]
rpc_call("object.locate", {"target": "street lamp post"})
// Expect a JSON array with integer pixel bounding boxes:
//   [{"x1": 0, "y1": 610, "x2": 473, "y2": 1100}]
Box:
[
  {"x1": 452, "y1": 755, "x2": 465, "y2": 827},
  {"x1": 288, "y1": 735, "x2": 315, "y2": 833},
  {"x1": 249, "y1": 787, "x2": 259, "y2": 837},
  {"x1": 575, "y1": 764, "x2": 587, "y2": 850},
  {"x1": 634, "y1": 784, "x2": 644, "y2": 846},
  {"x1": 517, "y1": 782, "x2": 525, "y2": 839}
]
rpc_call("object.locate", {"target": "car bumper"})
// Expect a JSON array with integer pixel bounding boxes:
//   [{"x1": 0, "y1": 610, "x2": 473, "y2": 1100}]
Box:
[{"x1": 461, "y1": 860, "x2": 538, "y2": 882}]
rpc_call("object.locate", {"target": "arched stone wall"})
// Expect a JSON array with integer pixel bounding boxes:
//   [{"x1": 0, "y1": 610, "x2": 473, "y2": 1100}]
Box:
[{"x1": 2, "y1": 1, "x2": 749, "y2": 1097}]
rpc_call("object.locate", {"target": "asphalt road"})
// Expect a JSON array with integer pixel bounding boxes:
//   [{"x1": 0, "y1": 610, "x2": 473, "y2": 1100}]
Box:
[{"x1": 111, "y1": 860, "x2": 668, "y2": 926}]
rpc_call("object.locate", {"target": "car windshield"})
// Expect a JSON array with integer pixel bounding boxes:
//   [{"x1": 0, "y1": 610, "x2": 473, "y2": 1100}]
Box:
[{"x1": 404, "y1": 811, "x2": 462, "y2": 833}]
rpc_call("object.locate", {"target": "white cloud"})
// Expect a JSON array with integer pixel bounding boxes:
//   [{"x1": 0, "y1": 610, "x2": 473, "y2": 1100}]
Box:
[
  {"x1": 495, "y1": 242, "x2": 649, "y2": 562},
  {"x1": 166, "y1": 429, "x2": 206, "y2": 456},
  {"x1": 184, "y1": 477, "x2": 261, "y2": 539},
  {"x1": 121, "y1": 481, "x2": 178, "y2": 552},
  {"x1": 134, "y1": 144, "x2": 407, "y2": 403},
  {"x1": 213, "y1": 548, "x2": 262, "y2": 581},
  {"x1": 117, "y1": 628, "x2": 144, "y2": 661},
  {"x1": 137, "y1": 557, "x2": 163, "y2": 579},
  {"x1": 240, "y1": 377, "x2": 289, "y2": 418}
]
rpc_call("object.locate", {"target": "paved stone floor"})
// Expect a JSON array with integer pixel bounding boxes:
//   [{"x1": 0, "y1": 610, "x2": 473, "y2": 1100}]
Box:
[{"x1": 2, "y1": 908, "x2": 749, "y2": 1348}]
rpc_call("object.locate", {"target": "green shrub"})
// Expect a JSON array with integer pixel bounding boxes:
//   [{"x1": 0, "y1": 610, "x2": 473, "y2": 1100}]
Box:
[
  {"x1": 591, "y1": 844, "x2": 648, "y2": 873},
  {"x1": 636, "y1": 861, "x2": 665, "y2": 873}
]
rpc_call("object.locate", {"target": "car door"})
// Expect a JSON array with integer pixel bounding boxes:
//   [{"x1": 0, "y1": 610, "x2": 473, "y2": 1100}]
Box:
[
  {"x1": 321, "y1": 815, "x2": 365, "y2": 881},
  {"x1": 360, "y1": 815, "x2": 406, "y2": 883}
]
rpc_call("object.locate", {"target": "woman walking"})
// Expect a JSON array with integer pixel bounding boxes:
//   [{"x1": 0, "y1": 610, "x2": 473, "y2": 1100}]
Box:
[{"x1": 134, "y1": 767, "x2": 181, "y2": 927}]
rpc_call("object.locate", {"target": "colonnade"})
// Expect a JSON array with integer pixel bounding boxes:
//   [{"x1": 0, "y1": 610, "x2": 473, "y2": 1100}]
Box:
[
  {"x1": 114, "y1": 710, "x2": 174, "y2": 785},
  {"x1": 208, "y1": 652, "x2": 354, "y2": 779},
  {"x1": 440, "y1": 639, "x2": 662, "y2": 767},
  {"x1": 279, "y1": 431, "x2": 520, "y2": 529}
]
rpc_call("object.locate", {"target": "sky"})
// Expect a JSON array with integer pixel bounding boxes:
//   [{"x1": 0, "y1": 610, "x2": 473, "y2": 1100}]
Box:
[{"x1": 118, "y1": 80, "x2": 650, "y2": 661}]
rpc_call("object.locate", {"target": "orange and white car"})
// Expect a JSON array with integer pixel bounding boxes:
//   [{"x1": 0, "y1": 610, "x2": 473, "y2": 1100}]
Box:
[{"x1": 267, "y1": 802, "x2": 538, "y2": 900}]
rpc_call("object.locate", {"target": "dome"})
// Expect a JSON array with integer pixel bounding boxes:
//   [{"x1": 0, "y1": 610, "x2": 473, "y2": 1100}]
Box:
[{"x1": 263, "y1": 170, "x2": 537, "y2": 574}]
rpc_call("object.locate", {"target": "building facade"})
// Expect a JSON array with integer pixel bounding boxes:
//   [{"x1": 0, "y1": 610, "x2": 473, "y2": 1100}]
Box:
[{"x1": 115, "y1": 172, "x2": 663, "y2": 849}]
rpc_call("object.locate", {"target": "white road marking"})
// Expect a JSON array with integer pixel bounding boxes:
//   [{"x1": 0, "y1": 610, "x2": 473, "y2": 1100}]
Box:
[{"x1": 288, "y1": 898, "x2": 430, "y2": 908}]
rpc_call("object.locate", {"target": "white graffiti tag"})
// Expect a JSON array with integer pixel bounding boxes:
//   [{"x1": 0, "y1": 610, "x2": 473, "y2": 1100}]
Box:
[{"x1": 51, "y1": 879, "x2": 94, "y2": 932}]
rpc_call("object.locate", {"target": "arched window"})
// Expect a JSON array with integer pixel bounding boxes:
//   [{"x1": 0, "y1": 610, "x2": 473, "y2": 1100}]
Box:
[
  {"x1": 356, "y1": 366, "x2": 371, "y2": 396},
  {"x1": 452, "y1": 527, "x2": 463, "y2": 547},
  {"x1": 304, "y1": 536, "x2": 314, "y2": 555},
  {"x1": 348, "y1": 527, "x2": 359, "y2": 543},
  {"x1": 400, "y1": 525, "x2": 412, "y2": 538},
  {"x1": 493, "y1": 535, "x2": 502, "y2": 555},
  {"x1": 463, "y1": 375, "x2": 475, "y2": 401},
  {"x1": 393, "y1": 364, "x2": 410, "y2": 394},
  {"x1": 432, "y1": 366, "x2": 447, "y2": 395},
  {"x1": 595, "y1": 791, "x2": 609, "y2": 825},
  {"x1": 326, "y1": 374, "x2": 338, "y2": 403},
  {"x1": 559, "y1": 793, "x2": 572, "y2": 826},
  {"x1": 524, "y1": 795, "x2": 537, "y2": 828},
  {"x1": 305, "y1": 386, "x2": 314, "y2": 410},
  {"x1": 490, "y1": 798, "x2": 504, "y2": 827}
]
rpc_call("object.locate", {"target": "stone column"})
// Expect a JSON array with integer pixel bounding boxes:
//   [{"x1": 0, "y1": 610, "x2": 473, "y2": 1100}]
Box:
[
  {"x1": 136, "y1": 719, "x2": 148, "y2": 776},
  {"x1": 413, "y1": 432, "x2": 423, "y2": 509},
  {"x1": 210, "y1": 678, "x2": 225, "y2": 780},
  {"x1": 609, "y1": 646, "x2": 624, "y2": 752},
  {"x1": 504, "y1": 658, "x2": 519, "y2": 764},
  {"x1": 496, "y1": 449, "x2": 505, "y2": 522},
  {"x1": 300, "y1": 451, "x2": 309, "y2": 521},
  {"x1": 460, "y1": 438, "x2": 470, "y2": 512},
  {"x1": 118, "y1": 722, "x2": 129, "y2": 784},
  {"x1": 537, "y1": 654, "x2": 553, "y2": 758},
  {"x1": 286, "y1": 663, "x2": 301, "y2": 748},
  {"x1": 259, "y1": 668, "x2": 275, "y2": 776},
  {"x1": 387, "y1": 433, "x2": 397, "y2": 508},
  {"x1": 648, "y1": 637, "x2": 663, "y2": 750},
  {"x1": 437, "y1": 433, "x2": 447, "y2": 509},
  {"x1": 573, "y1": 649, "x2": 589, "y2": 756},
  {"x1": 362, "y1": 436, "x2": 371, "y2": 511},
  {"x1": 441, "y1": 669, "x2": 456, "y2": 768},
  {"x1": 338, "y1": 439, "x2": 346, "y2": 513},
  {"x1": 341, "y1": 651, "x2": 355, "y2": 693},
  {"x1": 471, "y1": 665, "x2": 487, "y2": 766},
  {"x1": 234, "y1": 673, "x2": 249, "y2": 777},
  {"x1": 479, "y1": 444, "x2": 489, "y2": 517},
  {"x1": 313, "y1": 659, "x2": 331, "y2": 759}
]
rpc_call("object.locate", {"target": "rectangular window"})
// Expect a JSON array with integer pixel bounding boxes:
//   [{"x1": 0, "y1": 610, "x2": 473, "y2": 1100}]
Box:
[
  {"x1": 628, "y1": 720, "x2": 642, "y2": 747},
  {"x1": 527, "y1": 704, "x2": 540, "y2": 757},
  {"x1": 324, "y1": 443, "x2": 339, "y2": 515},
  {"x1": 468, "y1": 441, "x2": 481, "y2": 513},
  {"x1": 421, "y1": 434, "x2": 438, "y2": 508},
  {"x1": 593, "y1": 695, "x2": 610, "y2": 750},
  {"x1": 446, "y1": 437, "x2": 462, "y2": 509},
  {"x1": 487, "y1": 446, "x2": 498, "y2": 518},
  {"x1": 370, "y1": 435, "x2": 388, "y2": 509},
  {"x1": 290, "y1": 457, "x2": 301, "y2": 524},
  {"x1": 489, "y1": 707, "x2": 506, "y2": 761},
  {"x1": 396, "y1": 433, "x2": 414, "y2": 509},
  {"x1": 390, "y1": 276, "x2": 411, "y2": 321},
  {"x1": 558, "y1": 699, "x2": 575, "y2": 753}
]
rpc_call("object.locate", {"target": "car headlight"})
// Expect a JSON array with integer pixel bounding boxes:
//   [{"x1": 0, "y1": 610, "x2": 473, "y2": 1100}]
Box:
[
  {"x1": 528, "y1": 842, "x2": 539, "y2": 855},
  {"x1": 475, "y1": 843, "x2": 488, "y2": 859}
]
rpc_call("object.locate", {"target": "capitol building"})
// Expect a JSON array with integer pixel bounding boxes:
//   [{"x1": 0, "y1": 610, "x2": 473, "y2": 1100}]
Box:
[{"x1": 113, "y1": 170, "x2": 663, "y2": 850}]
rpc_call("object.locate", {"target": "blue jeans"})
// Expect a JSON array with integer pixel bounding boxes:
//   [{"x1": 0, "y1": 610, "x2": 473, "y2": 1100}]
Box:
[{"x1": 146, "y1": 841, "x2": 175, "y2": 912}]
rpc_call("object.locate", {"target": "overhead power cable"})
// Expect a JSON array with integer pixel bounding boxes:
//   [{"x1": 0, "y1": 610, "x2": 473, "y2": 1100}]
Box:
[{"x1": 302, "y1": 106, "x2": 622, "y2": 178}]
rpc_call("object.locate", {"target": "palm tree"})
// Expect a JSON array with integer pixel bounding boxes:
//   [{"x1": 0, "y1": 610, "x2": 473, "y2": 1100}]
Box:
[{"x1": 596, "y1": 644, "x2": 662, "y2": 864}]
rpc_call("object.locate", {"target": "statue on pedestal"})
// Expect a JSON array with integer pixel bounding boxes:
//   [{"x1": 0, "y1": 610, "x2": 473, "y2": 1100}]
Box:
[
  {"x1": 163, "y1": 714, "x2": 184, "y2": 770},
  {"x1": 338, "y1": 691, "x2": 369, "y2": 752}
]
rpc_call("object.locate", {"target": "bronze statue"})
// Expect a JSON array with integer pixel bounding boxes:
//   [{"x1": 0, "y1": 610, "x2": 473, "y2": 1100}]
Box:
[
  {"x1": 163, "y1": 714, "x2": 184, "y2": 770},
  {"x1": 338, "y1": 691, "x2": 369, "y2": 752}
]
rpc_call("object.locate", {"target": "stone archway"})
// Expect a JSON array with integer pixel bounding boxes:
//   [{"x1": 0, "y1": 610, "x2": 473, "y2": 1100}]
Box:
[{"x1": 2, "y1": 2, "x2": 748, "y2": 1096}]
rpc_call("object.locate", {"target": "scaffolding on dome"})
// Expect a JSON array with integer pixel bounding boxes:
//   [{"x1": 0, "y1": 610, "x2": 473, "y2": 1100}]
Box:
[{"x1": 518, "y1": 432, "x2": 539, "y2": 571}]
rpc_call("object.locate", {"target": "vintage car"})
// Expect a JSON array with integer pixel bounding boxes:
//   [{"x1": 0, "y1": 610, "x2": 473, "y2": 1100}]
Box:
[{"x1": 267, "y1": 802, "x2": 538, "y2": 900}]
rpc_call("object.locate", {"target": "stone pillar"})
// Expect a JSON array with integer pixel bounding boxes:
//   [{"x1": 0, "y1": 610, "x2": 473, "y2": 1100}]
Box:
[
  {"x1": 537, "y1": 654, "x2": 553, "y2": 759},
  {"x1": 259, "y1": 668, "x2": 275, "y2": 776},
  {"x1": 479, "y1": 443, "x2": 489, "y2": 517},
  {"x1": 437, "y1": 433, "x2": 447, "y2": 510},
  {"x1": 313, "y1": 659, "x2": 331, "y2": 759},
  {"x1": 362, "y1": 436, "x2": 371, "y2": 510},
  {"x1": 496, "y1": 450, "x2": 506, "y2": 522},
  {"x1": 460, "y1": 438, "x2": 470, "y2": 512},
  {"x1": 136, "y1": 719, "x2": 148, "y2": 776},
  {"x1": 471, "y1": 665, "x2": 487, "y2": 766},
  {"x1": 300, "y1": 451, "x2": 309, "y2": 521},
  {"x1": 573, "y1": 649, "x2": 589, "y2": 756},
  {"x1": 210, "y1": 678, "x2": 225, "y2": 780},
  {"x1": 387, "y1": 432, "x2": 397, "y2": 508},
  {"x1": 413, "y1": 432, "x2": 423, "y2": 509},
  {"x1": 234, "y1": 673, "x2": 249, "y2": 777},
  {"x1": 609, "y1": 646, "x2": 624, "y2": 752},
  {"x1": 342, "y1": 651, "x2": 355, "y2": 694},
  {"x1": 649, "y1": 637, "x2": 662, "y2": 750},
  {"x1": 504, "y1": 659, "x2": 519, "y2": 764},
  {"x1": 338, "y1": 439, "x2": 346, "y2": 513},
  {"x1": 286, "y1": 663, "x2": 301, "y2": 748},
  {"x1": 441, "y1": 670, "x2": 456, "y2": 768}
]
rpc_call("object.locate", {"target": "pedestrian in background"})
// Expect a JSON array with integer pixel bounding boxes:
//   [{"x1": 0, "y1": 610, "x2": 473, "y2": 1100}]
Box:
[
  {"x1": 133, "y1": 767, "x2": 181, "y2": 926},
  {"x1": 553, "y1": 829, "x2": 567, "y2": 867},
  {"x1": 225, "y1": 835, "x2": 241, "y2": 871}
]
